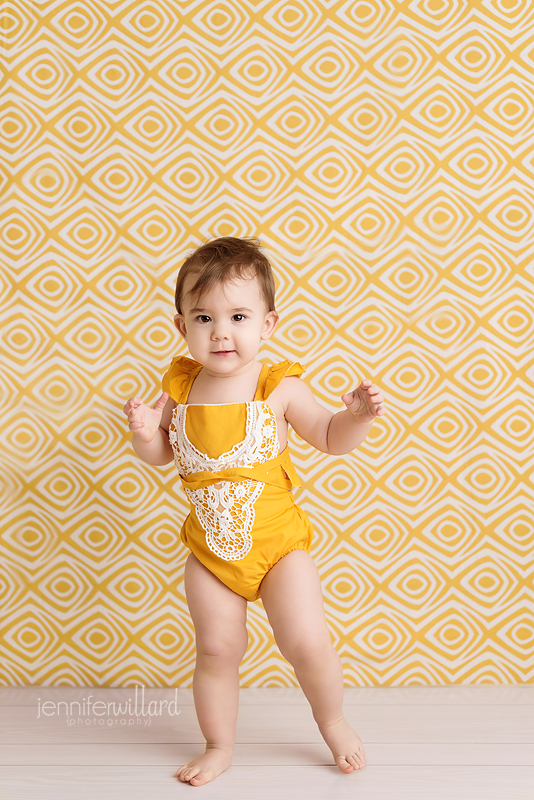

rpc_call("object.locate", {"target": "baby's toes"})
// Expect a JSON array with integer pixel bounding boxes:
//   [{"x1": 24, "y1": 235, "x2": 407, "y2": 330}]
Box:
[
  {"x1": 336, "y1": 756, "x2": 355, "y2": 773},
  {"x1": 348, "y1": 751, "x2": 365, "y2": 770},
  {"x1": 190, "y1": 773, "x2": 209, "y2": 786},
  {"x1": 176, "y1": 766, "x2": 195, "y2": 782}
]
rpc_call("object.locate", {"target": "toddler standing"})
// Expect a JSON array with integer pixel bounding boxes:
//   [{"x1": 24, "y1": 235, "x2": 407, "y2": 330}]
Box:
[{"x1": 123, "y1": 236, "x2": 385, "y2": 786}]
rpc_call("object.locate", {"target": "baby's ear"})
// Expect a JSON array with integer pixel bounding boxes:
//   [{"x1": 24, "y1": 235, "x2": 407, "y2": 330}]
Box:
[
  {"x1": 174, "y1": 314, "x2": 187, "y2": 339},
  {"x1": 262, "y1": 310, "x2": 279, "y2": 339}
]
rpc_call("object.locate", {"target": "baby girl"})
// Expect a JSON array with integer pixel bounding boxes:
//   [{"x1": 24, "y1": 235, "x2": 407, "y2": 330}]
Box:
[{"x1": 123, "y1": 236, "x2": 385, "y2": 786}]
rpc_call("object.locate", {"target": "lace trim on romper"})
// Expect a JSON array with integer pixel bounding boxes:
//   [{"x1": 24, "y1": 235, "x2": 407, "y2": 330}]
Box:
[{"x1": 168, "y1": 397, "x2": 280, "y2": 562}]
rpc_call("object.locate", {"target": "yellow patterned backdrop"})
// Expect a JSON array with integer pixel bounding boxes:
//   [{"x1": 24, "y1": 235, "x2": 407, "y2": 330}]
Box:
[{"x1": 1, "y1": 0, "x2": 534, "y2": 687}]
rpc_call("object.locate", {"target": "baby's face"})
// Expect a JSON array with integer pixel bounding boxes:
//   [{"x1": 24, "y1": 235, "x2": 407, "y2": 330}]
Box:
[{"x1": 174, "y1": 273, "x2": 279, "y2": 374}]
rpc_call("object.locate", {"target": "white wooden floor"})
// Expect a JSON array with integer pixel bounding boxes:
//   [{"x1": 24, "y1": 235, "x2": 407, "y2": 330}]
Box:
[{"x1": 1, "y1": 685, "x2": 533, "y2": 799}]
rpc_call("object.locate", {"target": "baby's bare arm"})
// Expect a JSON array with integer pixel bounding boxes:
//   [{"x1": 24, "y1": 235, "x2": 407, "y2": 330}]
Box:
[
  {"x1": 326, "y1": 411, "x2": 373, "y2": 455},
  {"x1": 132, "y1": 428, "x2": 174, "y2": 465},
  {"x1": 284, "y1": 378, "x2": 383, "y2": 456}
]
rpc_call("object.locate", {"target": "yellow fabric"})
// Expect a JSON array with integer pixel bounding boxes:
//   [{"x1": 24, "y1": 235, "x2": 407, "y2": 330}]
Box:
[{"x1": 162, "y1": 357, "x2": 313, "y2": 601}]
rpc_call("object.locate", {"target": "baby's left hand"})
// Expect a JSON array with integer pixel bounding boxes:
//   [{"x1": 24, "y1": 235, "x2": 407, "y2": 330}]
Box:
[{"x1": 341, "y1": 379, "x2": 385, "y2": 422}]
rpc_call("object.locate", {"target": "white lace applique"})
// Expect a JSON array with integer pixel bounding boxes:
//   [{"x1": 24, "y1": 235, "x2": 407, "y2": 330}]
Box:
[
  {"x1": 186, "y1": 479, "x2": 264, "y2": 561},
  {"x1": 168, "y1": 402, "x2": 279, "y2": 561}
]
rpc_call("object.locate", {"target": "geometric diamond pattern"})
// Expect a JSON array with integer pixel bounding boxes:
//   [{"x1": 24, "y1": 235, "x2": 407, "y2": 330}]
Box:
[{"x1": 1, "y1": 1, "x2": 533, "y2": 687}]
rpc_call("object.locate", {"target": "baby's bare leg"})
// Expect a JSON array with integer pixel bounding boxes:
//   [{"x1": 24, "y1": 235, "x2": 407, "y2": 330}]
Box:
[
  {"x1": 259, "y1": 550, "x2": 365, "y2": 774},
  {"x1": 176, "y1": 553, "x2": 248, "y2": 786}
]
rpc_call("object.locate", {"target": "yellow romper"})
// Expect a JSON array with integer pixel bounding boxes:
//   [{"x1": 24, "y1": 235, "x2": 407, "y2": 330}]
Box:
[{"x1": 162, "y1": 356, "x2": 314, "y2": 601}]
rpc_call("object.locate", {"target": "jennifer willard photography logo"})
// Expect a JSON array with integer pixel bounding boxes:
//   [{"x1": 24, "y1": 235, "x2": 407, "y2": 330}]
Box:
[{"x1": 36, "y1": 685, "x2": 182, "y2": 726}]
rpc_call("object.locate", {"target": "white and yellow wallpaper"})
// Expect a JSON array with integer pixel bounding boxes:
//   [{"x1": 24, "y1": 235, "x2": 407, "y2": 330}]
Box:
[{"x1": 1, "y1": 1, "x2": 533, "y2": 687}]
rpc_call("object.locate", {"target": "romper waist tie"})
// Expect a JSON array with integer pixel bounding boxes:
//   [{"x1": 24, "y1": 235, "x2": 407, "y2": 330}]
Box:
[{"x1": 179, "y1": 447, "x2": 300, "y2": 492}]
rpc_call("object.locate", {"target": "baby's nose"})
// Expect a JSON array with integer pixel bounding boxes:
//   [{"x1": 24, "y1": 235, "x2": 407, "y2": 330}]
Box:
[{"x1": 211, "y1": 323, "x2": 230, "y2": 340}]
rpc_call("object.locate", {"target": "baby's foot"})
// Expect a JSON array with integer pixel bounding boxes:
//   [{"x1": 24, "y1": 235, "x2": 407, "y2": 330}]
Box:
[
  {"x1": 318, "y1": 715, "x2": 366, "y2": 773},
  {"x1": 175, "y1": 745, "x2": 233, "y2": 786}
]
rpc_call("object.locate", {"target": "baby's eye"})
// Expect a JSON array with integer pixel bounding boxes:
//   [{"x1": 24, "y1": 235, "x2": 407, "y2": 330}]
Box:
[
  {"x1": 233, "y1": 314, "x2": 247, "y2": 322},
  {"x1": 196, "y1": 315, "x2": 211, "y2": 323}
]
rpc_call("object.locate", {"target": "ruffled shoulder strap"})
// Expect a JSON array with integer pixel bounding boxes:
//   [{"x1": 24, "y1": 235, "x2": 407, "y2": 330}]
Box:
[
  {"x1": 162, "y1": 355, "x2": 202, "y2": 404},
  {"x1": 255, "y1": 360, "x2": 306, "y2": 401}
]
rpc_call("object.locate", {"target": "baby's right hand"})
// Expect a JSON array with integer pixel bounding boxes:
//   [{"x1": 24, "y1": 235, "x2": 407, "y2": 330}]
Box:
[{"x1": 122, "y1": 392, "x2": 169, "y2": 443}]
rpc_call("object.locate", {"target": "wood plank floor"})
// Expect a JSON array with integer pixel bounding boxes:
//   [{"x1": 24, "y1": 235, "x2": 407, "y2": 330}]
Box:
[{"x1": 1, "y1": 686, "x2": 533, "y2": 799}]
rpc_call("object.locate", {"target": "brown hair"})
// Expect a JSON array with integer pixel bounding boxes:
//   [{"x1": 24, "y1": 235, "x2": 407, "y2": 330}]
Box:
[{"x1": 174, "y1": 236, "x2": 277, "y2": 314}]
